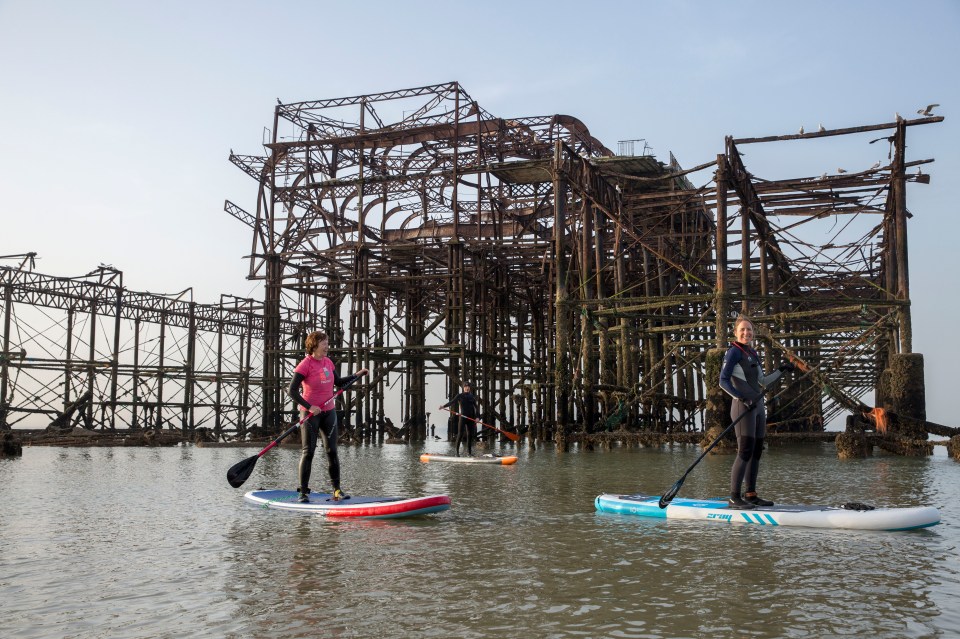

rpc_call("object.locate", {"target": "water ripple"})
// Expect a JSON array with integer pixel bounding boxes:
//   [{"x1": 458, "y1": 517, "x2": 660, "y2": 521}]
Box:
[{"x1": 1, "y1": 443, "x2": 956, "y2": 638}]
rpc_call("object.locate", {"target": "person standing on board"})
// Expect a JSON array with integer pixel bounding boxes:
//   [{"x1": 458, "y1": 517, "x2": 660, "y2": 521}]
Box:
[
  {"x1": 440, "y1": 382, "x2": 480, "y2": 457},
  {"x1": 289, "y1": 330, "x2": 368, "y2": 503},
  {"x1": 718, "y1": 316, "x2": 794, "y2": 509}
]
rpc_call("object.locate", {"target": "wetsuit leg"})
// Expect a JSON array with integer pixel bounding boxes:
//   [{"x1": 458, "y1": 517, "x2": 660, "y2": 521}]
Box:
[
  {"x1": 464, "y1": 413, "x2": 475, "y2": 456},
  {"x1": 453, "y1": 416, "x2": 465, "y2": 456},
  {"x1": 316, "y1": 410, "x2": 340, "y2": 491},
  {"x1": 730, "y1": 400, "x2": 759, "y2": 496},
  {"x1": 298, "y1": 413, "x2": 321, "y2": 493},
  {"x1": 745, "y1": 440, "x2": 764, "y2": 494},
  {"x1": 745, "y1": 401, "x2": 767, "y2": 494}
]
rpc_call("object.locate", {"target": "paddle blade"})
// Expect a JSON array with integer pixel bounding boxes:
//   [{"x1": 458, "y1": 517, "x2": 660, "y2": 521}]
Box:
[
  {"x1": 227, "y1": 454, "x2": 259, "y2": 488},
  {"x1": 502, "y1": 430, "x2": 520, "y2": 442},
  {"x1": 659, "y1": 478, "x2": 684, "y2": 509}
]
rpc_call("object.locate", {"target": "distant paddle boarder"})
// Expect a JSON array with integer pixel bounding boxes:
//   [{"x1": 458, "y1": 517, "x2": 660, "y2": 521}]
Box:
[
  {"x1": 290, "y1": 331, "x2": 368, "y2": 503},
  {"x1": 440, "y1": 382, "x2": 480, "y2": 457},
  {"x1": 719, "y1": 316, "x2": 794, "y2": 509}
]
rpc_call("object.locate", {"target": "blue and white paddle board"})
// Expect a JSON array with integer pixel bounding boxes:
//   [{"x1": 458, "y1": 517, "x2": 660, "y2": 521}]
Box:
[
  {"x1": 595, "y1": 493, "x2": 940, "y2": 531},
  {"x1": 245, "y1": 490, "x2": 450, "y2": 519}
]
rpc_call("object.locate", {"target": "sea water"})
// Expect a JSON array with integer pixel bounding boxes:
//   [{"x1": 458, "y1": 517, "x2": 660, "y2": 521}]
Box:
[{"x1": 2, "y1": 439, "x2": 957, "y2": 638}]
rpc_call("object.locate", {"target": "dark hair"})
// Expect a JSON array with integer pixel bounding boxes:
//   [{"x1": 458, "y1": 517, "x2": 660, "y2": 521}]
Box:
[{"x1": 305, "y1": 331, "x2": 328, "y2": 354}]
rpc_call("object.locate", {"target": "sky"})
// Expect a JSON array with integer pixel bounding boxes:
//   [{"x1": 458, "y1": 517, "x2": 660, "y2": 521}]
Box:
[{"x1": 1, "y1": 0, "x2": 958, "y2": 426}]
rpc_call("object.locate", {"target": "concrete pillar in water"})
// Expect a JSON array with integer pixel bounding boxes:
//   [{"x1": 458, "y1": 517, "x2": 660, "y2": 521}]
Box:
[
  {"x1": 705, "y1": 349, "x2": 728, "y2": 431},
  {"x1": 836, "y1": 430, "x2": 870, "y2": 459},
  {"x1": 702, "y1": 348, "x2": 735, "y2": 453},
  {"x1": 879, "y1": 353, "x2": 932, "y2": 456},
  {"x1": 948, "y1": 435, "x2": 960, "y2": 461},
  {"x1": 887, "y1": 353, "x2": 926, "y2": 425},
  {"x1": 1, "y1": 431, "x2": 22, "y2": 457}
]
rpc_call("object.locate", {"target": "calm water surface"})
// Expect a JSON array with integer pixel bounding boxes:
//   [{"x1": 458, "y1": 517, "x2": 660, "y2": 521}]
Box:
[{"x1": 2, "y1": 438, "x2": 957, "y2": 638}]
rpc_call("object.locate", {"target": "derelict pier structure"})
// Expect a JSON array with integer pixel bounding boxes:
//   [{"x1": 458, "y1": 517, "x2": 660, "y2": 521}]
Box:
[
  {"x1": 0, "y1": 258, "x2": 268, "y2": 438},
  {"x1": 0, "y1": 82, "x2": 947, "y2": 454},
  {"x1": 226, "y1": 81, "x2": 944, "y2": 447}
]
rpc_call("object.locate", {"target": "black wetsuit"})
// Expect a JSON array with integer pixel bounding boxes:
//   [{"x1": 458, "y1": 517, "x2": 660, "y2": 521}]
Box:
[
  {"x1": 719, "y1": 342, "x2": 783, "y2": 498},
  {"x1": 289, "y1": 369, "x2": 360, "y2": 494},
  {"x1": 442, "y1": 391, "x2": 477, "y2": 456}
]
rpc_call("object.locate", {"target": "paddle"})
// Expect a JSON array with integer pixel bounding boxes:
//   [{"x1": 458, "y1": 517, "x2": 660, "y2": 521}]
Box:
[
  {"x1": 227, "y1": 378, "x2": 361, "y2": 488},
  {"x1": 442, "y1": 407, "x2": 521, "y2": 442},
  {"x1": 658, "y1": 356, "x2": 818, "y2": 509}
]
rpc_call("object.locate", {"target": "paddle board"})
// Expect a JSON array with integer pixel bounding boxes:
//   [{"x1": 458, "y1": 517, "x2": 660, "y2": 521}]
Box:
[
  {"x1": 244, "y1": 490, "x2": 451, "y2": 518},
  {"x1": 594, "y1": 493, "x2": 940, "y2": 531},
  {"x1": 419, "y1": 453, "x2": 518, "y2": 465}
]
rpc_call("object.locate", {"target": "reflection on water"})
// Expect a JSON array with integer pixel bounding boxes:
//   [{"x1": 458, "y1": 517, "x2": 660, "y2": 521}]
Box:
[{"x1": 1, "y1": 441, "x2": 956, "y2": 638}]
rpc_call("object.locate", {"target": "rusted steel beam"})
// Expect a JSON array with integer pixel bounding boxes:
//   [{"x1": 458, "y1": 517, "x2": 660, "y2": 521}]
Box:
[
  {"x1": 732, "y1": 116, "x2": 943, "y2": 144},
  {"x1": 724, "y1": 139, "x2": 800, "y2": 298}
]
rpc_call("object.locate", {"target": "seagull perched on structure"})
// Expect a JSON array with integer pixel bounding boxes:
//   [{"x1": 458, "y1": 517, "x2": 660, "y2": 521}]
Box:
[
  {"x1": 818, "y1": 123, "x2": 826, "y2": 133},
  {"x1": 869, "y1": 161, "x2": 881, "y2": 170},
  {"x1": 837, "y1": 168, "x2": 847, "y2": 174},
  {"x1": 798, "y1": 126, "x2": 805, "y2": 135},
  {"x1": 820, "y1": 172, "x2": 827, "y2": 180},
  {"x1": 917, "y1": 104, "x2": 940, "y2": 116},
  {"x1": 895, "y1": 112, "x2": 902, "y2": 120}
]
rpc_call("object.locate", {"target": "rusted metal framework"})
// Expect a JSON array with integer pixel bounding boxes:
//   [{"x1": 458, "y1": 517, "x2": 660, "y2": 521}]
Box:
[
  {"x1": 228, "y1": 81, "x2": 942, "y2": 441},
  {"x1": 0, "y1": 257, "x2": 270, "y2": 435},
  {"x1": 1, "y1": 83, "x2": 938, "y2": 442},
  {"x1": 714, "y1": 117, "x2": 940, "y2": 429},
  {"x1": 229, "y1": 82, "x2": 617, "y2": 438}
]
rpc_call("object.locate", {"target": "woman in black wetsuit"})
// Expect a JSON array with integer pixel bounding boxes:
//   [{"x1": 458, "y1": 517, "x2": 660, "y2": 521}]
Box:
[
  {"x1": 718, "y1": 317, "x2": 794, "y2": 510},
  {"x1": 440, "y1": 383, "x2": 479, "y2": 457}
]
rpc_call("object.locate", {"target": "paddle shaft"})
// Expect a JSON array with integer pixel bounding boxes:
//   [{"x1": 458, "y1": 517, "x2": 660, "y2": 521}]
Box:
[
  {"x1": 254, "y1": 380, "x2": 357, "y2": 459},
  {"x1": 672, "y1": 399, "x2": 755, "y2": 487},
  {"x1": 254, "y1": 415, "x2": 309, "y2": 460},
  {"x1": 442, "y1": 407, "x2": 520, "y2": 442}
]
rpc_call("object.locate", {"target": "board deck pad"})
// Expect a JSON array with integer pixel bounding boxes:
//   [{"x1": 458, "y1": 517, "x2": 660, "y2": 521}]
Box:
[
  {"x1": 419, "y1": 453, "x2": 518, "y2": 465},
  {"x1": 595, "y1": 493, "x2": 940, "y2": 531},
  {"x1": 245, "y1": 490, "x2": 450, "y2": 518}
]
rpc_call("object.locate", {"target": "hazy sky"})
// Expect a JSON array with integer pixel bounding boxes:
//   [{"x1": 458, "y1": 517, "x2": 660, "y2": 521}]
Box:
[{"x1": 1, "y1": 0, "x2": 957, "y2": 424}]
